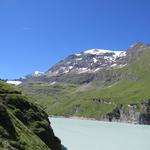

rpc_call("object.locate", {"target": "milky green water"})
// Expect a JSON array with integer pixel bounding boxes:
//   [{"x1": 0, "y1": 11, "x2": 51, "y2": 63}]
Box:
[{"x1": 50, "y1": 118, "x2": 150, "y2": 150}]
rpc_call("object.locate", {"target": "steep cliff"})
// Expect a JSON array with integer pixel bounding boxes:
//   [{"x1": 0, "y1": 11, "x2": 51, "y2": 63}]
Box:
[
  {"x1": 0, "y1": 81, "x2": 62, "y2": 150},
  {"x1": 105, "y1": 101, "x2": 150, "y2": 125}
]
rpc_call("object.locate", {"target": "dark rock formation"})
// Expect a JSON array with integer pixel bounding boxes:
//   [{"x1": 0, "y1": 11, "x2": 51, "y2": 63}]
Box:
[
  {"x1": 139, "y1": 100, "x2": 150, "y2": 125},
  {"x1": 106, "y1": 106, "x2": 121, "y2": 121},
  {"x1": 105, "y1": 100, "x2": 150, "y2": 124},
  {"x1": 61, "y1": 145, "x2": 68, "y2": 150}
]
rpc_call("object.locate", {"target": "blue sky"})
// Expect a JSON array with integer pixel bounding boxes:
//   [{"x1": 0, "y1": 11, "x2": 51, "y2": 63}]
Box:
[{"x1": 0, "y1": 0, "x2": 150, "y2": 79}]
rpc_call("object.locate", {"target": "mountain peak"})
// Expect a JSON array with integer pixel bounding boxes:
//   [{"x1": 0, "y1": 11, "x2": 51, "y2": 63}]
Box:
[
  {"x1": 83, "y1": 49, "x2": 113, "y2": 55},
  {"x1": 126, "y1": 42, "x2": 150, "y2": 63},
  {"x1": 130, "y1": 42, "x2": 150, "y2": 48},
  {"x1": 46, "y1": 48, "x2": 127, "y2": 77},
  {"x1": 82, "y1": 49, "x2": 126, "y2": 56}
]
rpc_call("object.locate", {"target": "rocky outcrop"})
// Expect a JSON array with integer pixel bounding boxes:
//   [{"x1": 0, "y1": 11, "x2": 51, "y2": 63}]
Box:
[
  {"x1": 139, "y1": 100, "x2": 150, "y2": 124},
  {"x1": 61, "y1": 145, "x2": 68, "y2": 150},
  {"x1": 119, "y1": 104, "x2": 140, "y2": 123},
  {"x1": 105, "y1": 100, "x2": 150, "y2": 124}
]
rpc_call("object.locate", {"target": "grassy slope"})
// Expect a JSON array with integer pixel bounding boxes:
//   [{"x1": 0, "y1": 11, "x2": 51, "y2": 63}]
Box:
[
  {"x1": 20, "y1": 50, "x2": 150, "y2": 119},
  {"x1": 0, "y1": 81, "x2": 62, "y2": 150},
  {"x1": 0, "y1": 110, "x2": 50, "y2": 150}
]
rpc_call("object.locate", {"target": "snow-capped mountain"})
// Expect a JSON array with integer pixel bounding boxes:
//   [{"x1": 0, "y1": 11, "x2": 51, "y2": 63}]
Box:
[
  {"x1": 13, "y1": 42, "x2": 150, "y2": 85},
  {"x1": 46, "y1": 49, "x2": 127, "y2": 77}
]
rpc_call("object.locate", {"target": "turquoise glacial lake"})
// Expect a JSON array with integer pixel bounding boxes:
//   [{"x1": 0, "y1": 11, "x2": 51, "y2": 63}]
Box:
[{"x1": 50, "y1": 117, "x2": 150, "y2": 150}]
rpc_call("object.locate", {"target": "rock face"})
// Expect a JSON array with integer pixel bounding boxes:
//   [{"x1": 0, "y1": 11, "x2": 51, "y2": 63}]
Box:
[
  {"x1": 105, "y1": 101, "x2": 150, "y2": 125},
  {"x1": 105, "y1": 104, "x2": 140, "y2": 123},
  {"x1": 139, "y1": 100, "x2": 150, "y2": 124},
  {"x1": 0, "y1": 81, "x2": 62, "y2": 150}
]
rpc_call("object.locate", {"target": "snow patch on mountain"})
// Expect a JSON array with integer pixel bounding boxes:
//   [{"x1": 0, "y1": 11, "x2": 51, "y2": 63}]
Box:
[
  {"x1": 33, "y1": 71, "x2": 45, "y2": 77},
  {"x1": 94, "y1": 68, "x2": 100, "y2": 72},
  {"x1": 84, "y1": 49, "x2": 126, "y2": 59},
  {"x1": 84, "y1": 49, "x2": 113, "y2": 55},
  {"x1": 68, "y1": 66, "x2": 73, "y2": 70},
  {"x1": 76, "y1": 58, "x2": 83, "y2": 61},
  {"x1": 7, "y1": 80, "x2": 22, "y2": 86},
  {"x1": 75, "y1": 53, "x2": 81, "y2": 56},
  {"x1": 93, "y1": 58, "x2": 98, "y2": 63},
  {"x1": 78, "y1": 68, "x2": 91, "y2": 74}
]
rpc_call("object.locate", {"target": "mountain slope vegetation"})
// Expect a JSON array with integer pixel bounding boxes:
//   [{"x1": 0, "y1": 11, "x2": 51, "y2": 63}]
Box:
[{"x1": 0, "y1": 81, "x2": 62, "y2": 150}]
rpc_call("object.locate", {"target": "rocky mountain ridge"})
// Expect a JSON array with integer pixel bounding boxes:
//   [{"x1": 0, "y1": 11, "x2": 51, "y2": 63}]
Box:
[
  {"x1": 46, "y1": 49, "x2": 126, "y2": 76},
  {"x1": 19, "y1": 42, "x2": 150, "y2": 85}
]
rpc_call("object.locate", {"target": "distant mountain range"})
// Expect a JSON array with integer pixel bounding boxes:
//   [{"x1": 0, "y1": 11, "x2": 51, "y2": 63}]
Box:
[
  {"x1": 7, "y1": 42, "x2": 150, "y2": 124},
  {"x1": 20, "y1": 42, "x2": 150, "y2": 84}
]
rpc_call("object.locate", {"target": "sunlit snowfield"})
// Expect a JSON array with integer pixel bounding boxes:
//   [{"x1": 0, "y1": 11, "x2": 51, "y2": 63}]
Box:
[{"x1": 50, "y1": 117, "x2": 150, "y2": 150}]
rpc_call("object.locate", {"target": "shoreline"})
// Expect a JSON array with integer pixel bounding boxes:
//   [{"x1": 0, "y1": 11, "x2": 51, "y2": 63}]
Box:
[
  {"x1": 49, "y1": 115, "x2": 140, "y2": 125},
  {"x1": 49, "y1": 115, "x2": 97, "y2": 121}
]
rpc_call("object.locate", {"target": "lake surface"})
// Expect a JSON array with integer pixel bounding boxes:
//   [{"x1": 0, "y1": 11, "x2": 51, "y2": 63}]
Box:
[{"x1": 49, "y1": 117, "x2": 150, "y2": 150}]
